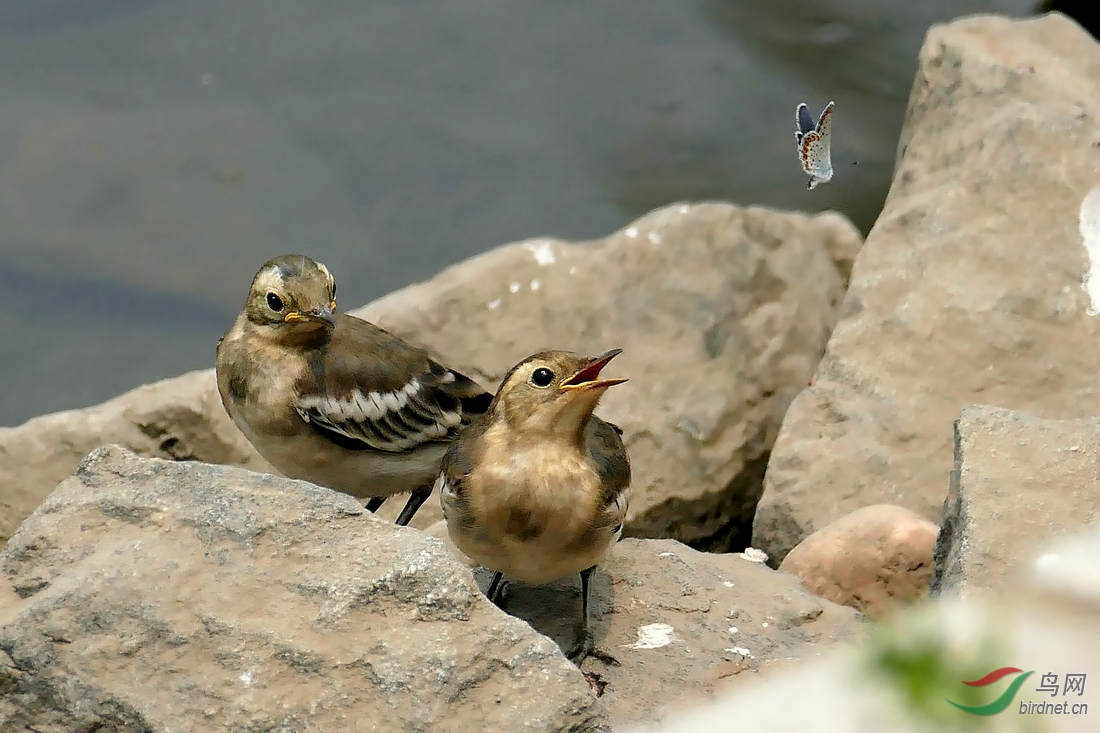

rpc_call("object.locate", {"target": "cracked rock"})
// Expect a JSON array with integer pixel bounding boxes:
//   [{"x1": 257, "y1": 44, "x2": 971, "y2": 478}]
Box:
[{"x1": 0, "y1": 446, "x2": 606, "y2": 733}]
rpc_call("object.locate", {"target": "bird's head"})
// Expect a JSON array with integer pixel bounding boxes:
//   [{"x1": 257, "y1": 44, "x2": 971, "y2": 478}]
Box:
[
  {"x1": 492, "y1": 349, "x2": 627, "y2": 440},
  {"x1": 243, "y1": 254, "x2": 338, "y2": 344}
]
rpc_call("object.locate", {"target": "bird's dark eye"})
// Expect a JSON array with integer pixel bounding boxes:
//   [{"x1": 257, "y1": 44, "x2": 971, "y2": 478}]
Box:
[
  {"x1": 330, "y1": 282, "x2": 336, "y2": 301},
  {"x1": 266, "y1": 292, "x2": 284, "y2": 311},
  {"x1": 530, "y1": 367, "x2": 554, "y2": 387}
]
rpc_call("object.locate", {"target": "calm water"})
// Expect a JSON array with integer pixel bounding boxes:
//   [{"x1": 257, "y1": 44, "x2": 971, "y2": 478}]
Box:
[{"x1": 0, "y1": 0, "x2": 1038, "y2": 426}]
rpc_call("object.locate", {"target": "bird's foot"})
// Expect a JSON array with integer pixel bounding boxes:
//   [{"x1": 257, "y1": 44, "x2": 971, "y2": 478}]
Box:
[
  {"x1": 566, "y1": 628, "x2": 620, "y2": 668},
  {"x1": 582, "y1": 670, "x2": 608, "y2": 697},
  {"x1": 364, "y1": 497, "x2": 386, "y2": 513}
]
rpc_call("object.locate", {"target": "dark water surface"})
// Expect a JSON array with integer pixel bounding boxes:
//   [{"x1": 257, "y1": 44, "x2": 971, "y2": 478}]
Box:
[{"x1": 0, "y1": 0, "x2": 1038, "y2": 425}]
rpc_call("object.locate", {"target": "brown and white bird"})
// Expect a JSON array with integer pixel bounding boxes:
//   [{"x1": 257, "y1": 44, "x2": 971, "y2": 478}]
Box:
[
  {"x1": 215, "y1": 254, "x2": 492, "y2": 526},
  {"x1": 436, "y1": 349, "x2": 631, "y2": 665}
]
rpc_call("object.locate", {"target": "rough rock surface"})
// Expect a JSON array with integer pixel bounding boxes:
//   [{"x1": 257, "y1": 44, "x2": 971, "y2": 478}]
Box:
[
  {"x1": 466, "y1": 538, "x2": 862, "y2": 729},
  {"x1": 780, "y1": 505, "x2": 938, "y2": 620},
  {"x1": 0, "y1": 446, "x2": 606, "y2": 733},
  {"x1": 634, "y1": 525, "x2": 1100, "y2": 733},
  {"x1": 0, "y1": 447, "x2": 863, "y2": 732},
  {"x1": 0, "y1": 370, "x2": 271, "y2": 544},
  {"x1": 753, "y1": 12, "x2": 1100, "y2": 563},
  {"x1": 1, "y1": 201, "x2": 862, "y2": 551},
  {"x1": 932, "y1": 405, "x2": 1100, "y2": 599}
]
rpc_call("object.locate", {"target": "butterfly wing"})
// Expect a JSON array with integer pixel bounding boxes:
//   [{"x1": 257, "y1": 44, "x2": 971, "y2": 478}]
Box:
[
  {"x1": 814, "y1": 102, "x2": 835, "y2": 165},
  {"x1": 795, "y1": 103, "x2": 814, "y2": 143},
  {"x1": 800, "y1": 102, "x2": 834, "y2": 189},
  {"x1": 798, "y1": 130, "x2": 820, "y2": 177}
]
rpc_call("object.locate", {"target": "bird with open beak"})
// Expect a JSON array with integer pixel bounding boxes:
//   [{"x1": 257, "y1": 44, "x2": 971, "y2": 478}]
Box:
[
  {"x1": 215, "y1": 254, "x2": 492, "y2": 526},
  {"x1": 437, "y1": 349, "x2": 631, "y2": 666}
]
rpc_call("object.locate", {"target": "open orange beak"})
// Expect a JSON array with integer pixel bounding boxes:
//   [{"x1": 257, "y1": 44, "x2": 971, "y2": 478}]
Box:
[{"x1": 559, "y1": 348, "x2": 628, "y2": 393}]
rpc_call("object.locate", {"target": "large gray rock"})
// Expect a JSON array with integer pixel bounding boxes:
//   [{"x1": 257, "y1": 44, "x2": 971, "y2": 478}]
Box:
[
  {"x1": 471, "y1": 538, "x2": 862, "y2": 729},
  {"x1": 932, "y1": 405, "x2": 1100, "y2": 599},
  {"x1": 0, "y1": 446, "x2": 606, "y2": 733},
  {"x1": 0, "y1": 447, "x2": 863, "y2": 732},
  {"x1": 753, "y1": 12, "x2": 1100, "y2": 563},
  {"x1": 0, "y1": 370, "x2": 271, "y2": 544},
  {"x1": 1, "y1": 201, "x2": 862, "y2": 551}
]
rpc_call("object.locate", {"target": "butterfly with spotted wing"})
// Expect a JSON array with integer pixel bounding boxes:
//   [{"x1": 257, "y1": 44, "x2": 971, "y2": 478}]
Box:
[{"x1": 795, "y1": 101, "x2": 834, "y2": 190}]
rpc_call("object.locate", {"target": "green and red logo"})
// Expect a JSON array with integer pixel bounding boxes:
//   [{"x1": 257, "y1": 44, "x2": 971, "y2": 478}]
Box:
[{"x1": 946, "y1": 667, "x2": 1035, "y2": 715}]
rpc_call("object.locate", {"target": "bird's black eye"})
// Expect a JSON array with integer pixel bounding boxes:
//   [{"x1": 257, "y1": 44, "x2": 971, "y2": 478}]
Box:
[
  {"x1": 266, "y1": 292, "x2": 284, "y2": 311},
  {"x1": 530, "y1": 367, "x2": 554, "y2": 387},
  {"x1": 330, "y1": 282, "x2": 336, "y2": 301}
]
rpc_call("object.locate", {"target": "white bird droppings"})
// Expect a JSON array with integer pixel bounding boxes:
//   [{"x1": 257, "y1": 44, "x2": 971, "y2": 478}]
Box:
[
  {"x1": 727, "y1": 626, "x2": 739, "y2": 635},
  {"x1": 568, "y1": 266, "x2": 577, "y2": 275},
  {"x1": 659, "y1": 551, "x2": 676, "y2": 557},
  {"x1": 723, "y1": 581, "x2": 734, "y2": 588},
  {"x1": 625, "y1": 227, "x2": 639, "y2": 238},
  {"x1": 679, "y1": 204, "x2": 690, "y2": 214},
  {"x1": 762, "y1": 622, "x2": 769, "y2": 628},
  {"x1": 629, "y1": 623, "x2": 675, "y2": 649},
  {"x1": 524, "y1": 241, "x2": 557, "y2": 266},
  {"x1": 530, "y1": 279, "x2": 541, "y2": 291},
  {"x1": 509, "y1": 282, "x2": 521, "y2": 294},
  {"x1": 647, "y1": 231, "x2": 661, "y2": 244},
  {"x1": 726, "y1": 647, "x2": 753, "y2": 657},
  {"x1": 1079, "y1": 187, "x2": 1100, "y2": 315},
  {"x1": 740, "y1": 547, "x2": 769, "y2": 563},
  {"x1": 487, "y1": 298, "x2": 502, "y2": 310},
  {"x1": 239, "y1": 670, "x2": 253, "y2": 686}
]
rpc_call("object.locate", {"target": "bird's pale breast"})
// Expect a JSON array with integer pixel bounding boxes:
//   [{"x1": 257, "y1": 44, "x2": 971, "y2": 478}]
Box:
[{"x1": 447, "y1": 429, "x2": 618, "y2": 584}]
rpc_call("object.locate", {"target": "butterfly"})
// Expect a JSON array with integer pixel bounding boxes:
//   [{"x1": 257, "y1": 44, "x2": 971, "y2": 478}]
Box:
[{"x1": 794, "y1": 101, "x2": 834, "y2": 190}]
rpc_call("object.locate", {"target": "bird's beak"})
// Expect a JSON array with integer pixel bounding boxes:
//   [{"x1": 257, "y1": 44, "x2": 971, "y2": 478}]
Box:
[
  {"x1": 559, "y1": 348, "x2": 628, "y2": 393},
  {"x1": 284, "y1": 304, "x2": 336, "y2": 328}
]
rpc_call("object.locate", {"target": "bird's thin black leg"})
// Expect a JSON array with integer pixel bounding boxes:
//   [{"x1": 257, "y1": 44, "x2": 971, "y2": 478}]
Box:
[
  {"x1": 566, "y1": 566, "x2": 620, "y2": 667},
  {"x1": 394, "y1": 487, "x2": 431, "y2": 527},
  {"x1": 485, "y1": 571, "x2": 508, "y2": 607},
  {"x1": 365, "y1": 497, "x2": 386, "y2": 513},
  {"x1": 486, "y1": 571, "x2": 505, "y2": 605},
  {"x1": 483, "y1": 570, "x2": 513, "y2": 607}
]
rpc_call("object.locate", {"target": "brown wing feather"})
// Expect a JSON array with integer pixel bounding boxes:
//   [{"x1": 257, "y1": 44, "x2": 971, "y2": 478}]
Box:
[
  {"x1": 296, "y1": 314, "x2": 491, "y2": 453},
  {"x1": 436, "y1": 418, "x2": 490, "y2": 532},
  {"x1": 586, "y1": 416, "x2": 631, "y2": 533}
]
